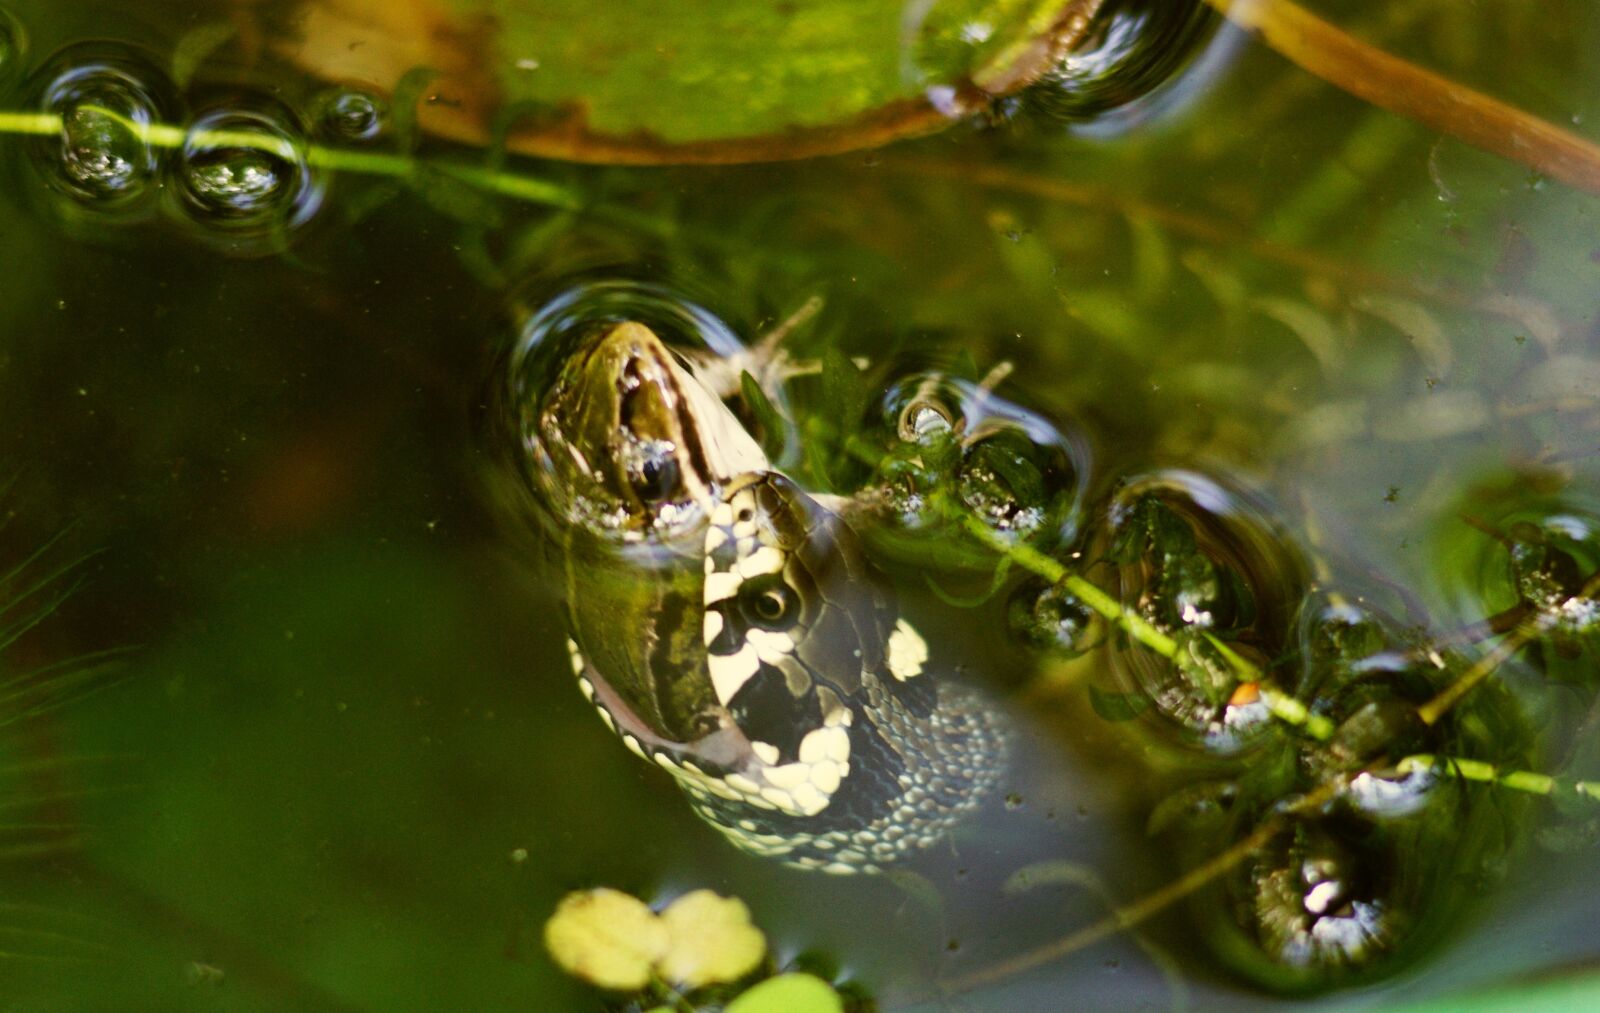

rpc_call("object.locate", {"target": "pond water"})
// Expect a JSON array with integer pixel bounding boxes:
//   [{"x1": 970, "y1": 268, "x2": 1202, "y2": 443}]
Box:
[{"x1": 0, "y1": 0, "x2": 1596, "y2": 1009}]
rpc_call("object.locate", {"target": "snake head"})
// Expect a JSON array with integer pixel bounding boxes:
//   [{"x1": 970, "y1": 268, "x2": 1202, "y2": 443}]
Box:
[{"x1": 536, "y1": 320, "x2": 768, "y2": 542}]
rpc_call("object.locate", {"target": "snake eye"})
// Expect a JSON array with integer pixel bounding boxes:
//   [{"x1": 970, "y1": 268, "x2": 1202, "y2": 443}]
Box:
[
  {"x1": 740, "y1": 575, "x2": 798, "y2": 630},
  {"x1": 632, "y1": 452, "x2": 681, "y2": 504}
]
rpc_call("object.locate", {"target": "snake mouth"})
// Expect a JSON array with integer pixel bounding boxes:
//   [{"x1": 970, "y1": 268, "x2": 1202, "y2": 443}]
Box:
[
  {"x1": 567, "y1": 634, "x2": 855, "y2": 820},
  {"x1": 568, "y1": 636, "x2": 740, "y2": 763}
]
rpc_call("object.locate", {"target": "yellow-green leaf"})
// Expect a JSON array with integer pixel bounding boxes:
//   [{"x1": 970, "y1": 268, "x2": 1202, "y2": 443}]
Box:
[
  {"x1": 657, "y1": 889, "x2": 767, "y2": 988},
  {"x1": 543, "y1": 888, "x2": 668, "y2": 991},
  {"x1": 727, "y1": 973, "x2": 845, "y2": 1013}
]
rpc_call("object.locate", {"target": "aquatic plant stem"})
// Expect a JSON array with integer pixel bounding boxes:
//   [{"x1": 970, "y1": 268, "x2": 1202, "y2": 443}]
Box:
[
  {"x1": 1202, "y1": 0, "x2": 1600, "y2": 196},
  {"x1": 951, "y1": 508, "x2": 1334, "y2": 739},
  {"x1": 0, "y1": 108, "x2": 584, "y2": 210},
  {"x1": 1396, "y1": 754, "x2": 1600, "y2": 804},
  {"x1": 1418, "y1": 569, "x2": 1600, "y2": 726}
]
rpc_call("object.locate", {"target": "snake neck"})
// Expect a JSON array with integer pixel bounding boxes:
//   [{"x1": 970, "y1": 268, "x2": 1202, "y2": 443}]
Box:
[{"x1": 681, "y1": 675, "x2": 1007, "y2": 873}]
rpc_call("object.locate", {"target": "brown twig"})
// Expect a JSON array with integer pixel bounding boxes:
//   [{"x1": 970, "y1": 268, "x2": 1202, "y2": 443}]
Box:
[
  {"x1": 1203, "y1": 0, "x2": 1600, "y2": 196},
  {"x1": 1418, "y1": 568, "x2": 1600, "y2": 726},
  {"x1": 937, "y1": 779, "x2": 1341, "y2": 995}
]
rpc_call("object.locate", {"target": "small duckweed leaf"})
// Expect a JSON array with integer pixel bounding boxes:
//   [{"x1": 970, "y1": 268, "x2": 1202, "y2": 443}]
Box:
[
  {"x1": 657, "y1": 889, "x2": 766, "y2": 989},
  {"x1": 1003, "y1": 859, "x2": 1105, "y2": 896},
  {"x1": 171, "y1": 23, "x2": 237, "y2": 89},
  {"x1": 543, "y1": 887, "x2": 667, "y2": 991},
  {"x1": 884, "y1": 867, "x2": 945, "y2": 922},
  {"x1": 1089, "y1": 684, "x2": 1151, "y2": 722},
  {"x1": 727, "y1": 973, "x2": 845, "y2": 1013},
  {"x1": 740, "y1": 369, "x2": 787, "y2": 459}
]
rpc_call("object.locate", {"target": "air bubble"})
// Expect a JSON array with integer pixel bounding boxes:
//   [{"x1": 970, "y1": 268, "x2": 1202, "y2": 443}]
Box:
[
  {"x1": 1022, "y1": 0, "x2": 1218, "y2": 122},
  {"x1": 863, "y1": 371, "x2": 1091, "y2": 556},
  {"x1": 1450, "y1": 501, "x2": 1600, "y2": 685},
  {"x1": 312, "y1": 86, "x2": 387, "y2": 144},
  {"x1": 1099, "y1": 470, "x2": 1308, "y2": 753},
  {"x1": 1007, "y1": 579, "x2": 1095, "y2": 657},
  {"x1": 25, "y1": 44, "x2": 178, "y2": 213},
  {"x1": 173, "y1": 99, "x2": 322, "y2": 251},
  {"x1": 1217, "y1": 815, "x2": 1408, "y2": 986},
  {"x1": 1292, "y1": 594, "x2": 1408, "y2": 705}
]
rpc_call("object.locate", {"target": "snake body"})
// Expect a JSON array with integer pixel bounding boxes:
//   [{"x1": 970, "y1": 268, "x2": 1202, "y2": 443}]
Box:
[{"x1": 540, "y1": 321, "x2": 1005, "y2": 872}]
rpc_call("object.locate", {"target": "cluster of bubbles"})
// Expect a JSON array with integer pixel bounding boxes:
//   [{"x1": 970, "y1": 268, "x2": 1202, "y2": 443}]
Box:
[
  {"x1": 1167, "y1": 589, "x2": 1508, "y2": 991},
  {"x1": 851, "y1": 370, "x2": 1090, "y2": 569},
  {"x1": 811, "y1": 344, "x2": 1550, "y2": 990},
  {"x1": 9, "y1": 37, "x2": 388, "y2": 252}
]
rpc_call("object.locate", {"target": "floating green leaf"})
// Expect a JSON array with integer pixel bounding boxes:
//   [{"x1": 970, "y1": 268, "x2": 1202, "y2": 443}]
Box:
[
  {"x1": 726, "y1": 973, "x2": 845, "y2": 1013},
  {"x1": 657, "y1": 889, "x2": 767, "y2": 989},
  {"x1": 287, "y1": 0, "x2": 1104, "y2": 162},
  {"x1": 543, "y1": 888, "x2": 668, "y2": 991}
]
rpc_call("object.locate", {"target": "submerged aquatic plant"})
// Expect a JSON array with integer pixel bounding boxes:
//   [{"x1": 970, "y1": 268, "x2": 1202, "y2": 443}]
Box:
[{"x1": 0, "y1": 516, "x2": 129, "y2": 965}]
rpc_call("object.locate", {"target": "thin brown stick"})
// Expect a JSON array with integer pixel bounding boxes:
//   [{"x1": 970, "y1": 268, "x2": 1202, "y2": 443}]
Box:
[
  {"x1": 1204, "y1": 0, "x2": 1600, "y2": 196},
  {"x1": 1418, "y1": 568, "x2": 1600, "y2": 726},
  {"x1": 938, "y1": 780, "x2": 1340, "y2": 994}
]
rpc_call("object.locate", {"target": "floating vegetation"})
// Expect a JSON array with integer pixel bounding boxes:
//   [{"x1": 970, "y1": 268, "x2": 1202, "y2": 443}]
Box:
[
  {"x1": 0, "y1": 517, "x2": 128, "y2": 968},
  {"x1": 544, "y1": 886, "x2": 848, "y2": 1011}
]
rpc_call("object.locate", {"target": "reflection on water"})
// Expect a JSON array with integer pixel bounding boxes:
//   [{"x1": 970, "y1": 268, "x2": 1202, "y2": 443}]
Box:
[{"x1": 0, "y1": 0, "x2": 1593, "y2": 1007}]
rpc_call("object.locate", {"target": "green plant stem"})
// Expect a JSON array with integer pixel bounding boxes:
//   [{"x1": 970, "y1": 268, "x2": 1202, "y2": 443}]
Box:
[
  {"x1": 1397, "y1": 754, "x2": 1600, "y2": 803},
  {"x1": 0, "y1": 108, "x2": 583, "y2": 211},
  {"x1": 949, "y1": 505, "x2": 1335, "y2": 739}
]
